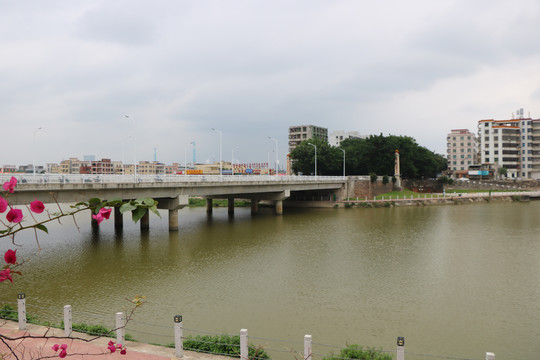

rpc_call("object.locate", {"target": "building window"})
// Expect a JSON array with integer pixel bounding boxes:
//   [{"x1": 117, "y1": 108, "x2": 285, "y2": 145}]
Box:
[
  {"x1": 494, "y1": 158, "x2": 498, "y2": 162},
  {"x1": 485, "y1": 137, "x2": 489, "y2": 141},
  {"x1": 485, "y1": 130, "x2": 489, "y2": 134},
  {"x1": 494, "y1": 150, "x2": 498, "y2": 154},
  {"x1": 485, "y1": 158, "x2": 489, "y2": 162},
  {"x1": 485, "y1": 151, "x2": 489, "y2": 155}
]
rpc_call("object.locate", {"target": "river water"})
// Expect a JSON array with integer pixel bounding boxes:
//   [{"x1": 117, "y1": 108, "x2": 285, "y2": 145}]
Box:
[{"x1": 1, "y1": 201, "x2": 540, "y2": 360}]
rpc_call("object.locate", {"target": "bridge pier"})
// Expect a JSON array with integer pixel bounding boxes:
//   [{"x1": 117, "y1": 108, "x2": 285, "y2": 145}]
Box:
[
  {"x1": 169, "y1": 209, "x2": 179, "y2": 231},
  {"x1": 206, "y1": 199, "x2": 213, "y2": 214},
  {"x1": 114, "y1": 207, "x2": 123, "y2": 229},
  {"x1": 140, "y1": 211, "x2": 150, "y2": 230},
  {"x1": 274, "y1": 200, "x2": 283, "y2": 215},
  {"x1": 228, "y1": 197, "x2": 234, "y2": 215},
  {"x1": 251, "y1": 199, "x2": 259, "y2": 215}
]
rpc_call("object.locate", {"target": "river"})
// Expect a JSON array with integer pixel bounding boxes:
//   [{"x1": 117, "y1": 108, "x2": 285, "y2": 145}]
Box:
[{"x1": 1, "y1": 201, "x2": 540, "y2": 359}]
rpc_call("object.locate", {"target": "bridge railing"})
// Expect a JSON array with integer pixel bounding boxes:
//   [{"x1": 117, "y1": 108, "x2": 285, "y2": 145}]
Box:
[{"x1": 0, "y1": 173, "x2": 345, "y2": 185}]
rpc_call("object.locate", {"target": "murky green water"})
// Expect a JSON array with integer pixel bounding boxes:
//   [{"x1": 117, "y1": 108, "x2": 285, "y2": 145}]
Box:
[{"x1": 1, "y1": 202, "x2": 540, "y2": 359}]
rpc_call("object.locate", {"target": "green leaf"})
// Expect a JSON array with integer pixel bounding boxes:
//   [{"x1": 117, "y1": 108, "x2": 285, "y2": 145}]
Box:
[
  {"x1": 131, "y1": 207, "x2": 147, "y2": 223},
  {"x1": 105, "y1": 198, "x2": 123, "y2": 206},
  {"x1": 119, "y1": 203, "x2": 137, "y2": 214},
  {"x1": 35, "y1": 224, "x2": 48, "y2": 234},
  {"x1": 149, "y1": 205, "x2": 161, "y2": 218},
  {"x1": 88, "y1": 198, "x2": 102, "y2": 207},
  {"x1": 141, "y1": 198, "x2": 155, "y2": 206}
]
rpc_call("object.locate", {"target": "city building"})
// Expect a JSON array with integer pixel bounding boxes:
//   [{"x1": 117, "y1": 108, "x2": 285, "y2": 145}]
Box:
[
  {"x1": 329, "y1": 130, "x2": 365, "y2": 147},
  {"x1": 1, "y1": 165, "x2": 17, "y2": 173},
  {"x1": 446, "y1": 129, "x2": 478, "y2": 174},
  {"x1": 288, "y1": 125, "x2": 328, "y2": 153},
  {"x1": 59, "y1": 158, "x2": 90, "y2": 174},
  {"x1": 478, "y1": 109, "x2": 540, "y2": 179}
]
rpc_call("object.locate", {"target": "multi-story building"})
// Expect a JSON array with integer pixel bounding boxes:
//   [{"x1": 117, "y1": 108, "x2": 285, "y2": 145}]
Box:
[
  {"x1": 91, "y1": 158, "x2": 113, "y2": 174},
  {"x1": 329, "y1": 130, "x2": 365, "y2": 147},
  {"x1": 288, "y1": 125, "x2": 328, "y2": 153},
  {"x1": 478, "y1": 109, "x2": 540, "y2": 179},
  {"x1": 446, "y1": 129, "x2": 478, "y2": 173},
  {"x1": 59, "y1": 158, "x2": 90, "y2": 174},
  {"x1": 1, "y1": 165, "x2": 17, "y2": 173}
]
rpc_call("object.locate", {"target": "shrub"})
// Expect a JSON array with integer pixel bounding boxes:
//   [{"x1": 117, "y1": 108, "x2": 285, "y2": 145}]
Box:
[
  {"x1": 370, "y1": 173, "x2": 377, "y2": 183},
  {"x1": 175, "y1": 334, "x2": 270, "y2": 359},
  {"x1": 382, "y1": 175, "x2": 389, "y2": 185},
  {"x1": 0, "y1": 304, "x2": 17, "y2": 321},
  {"x1": 323, "y1": 344, "x2": 392, "y2": 360}
]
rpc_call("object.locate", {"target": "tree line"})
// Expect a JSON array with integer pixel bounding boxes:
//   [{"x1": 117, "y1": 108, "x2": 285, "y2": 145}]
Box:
[{"x1": 290, "y1": 134, "x2": 447, "y2": 178}]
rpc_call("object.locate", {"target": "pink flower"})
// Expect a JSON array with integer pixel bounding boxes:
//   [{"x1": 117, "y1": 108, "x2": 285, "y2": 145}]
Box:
[
  {"x1": 99, "y1": 207, "x2": 112, "y2": 220},
  {"x1": 92, "y1": 213, "x2": 104, "y2": 225},
  {"x1": 0, "y1": 197, "x2": 7, "y2": 213},
  {"x1": 6, "y1": 208, "x2": 23, "y2": 223},
  {"x1": 52, "y1": 344, "x2": 60, "y2": 352},
  {"x1": 120, "y1": 348, "x2": 127, "y2": 355},
  {"x1": 3, "y1": 177, "x2": 17, "y2": 193},
  {"x1": 0, "y1": 269, "x2": 13, "y2": 283},
  {"x1": 59, "y1": 349, "x2": 67, "y2": 358},
  {"x1": 107, "y1": 340, "x2": 117, "y2": 353},
  {"x1": 60, "y1": 344, "x2": 68, "y2": 350},
  {"x1": 30, "y1": 199, "x2": 45, "y2": 214},
  {"x1": 4, "y1": 249, "x2": 16, "y2": 264}
]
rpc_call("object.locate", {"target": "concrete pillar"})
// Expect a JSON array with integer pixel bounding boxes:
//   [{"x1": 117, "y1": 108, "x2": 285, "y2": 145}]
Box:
[
  {"x1": 116, "y1": 312, "x2": 125, "y2": 344},
  {"x1": 140, "y1": 211, "x2": 149, "y2": 230},
  {"x1": 228, "y1": 197, "x2": 234, "y2": 215},
  {"x1": 240, "y1": 329, "x2": 248, "y2": 360},
  {"x1": 304, "y1": 335, "x2": 312, "y2": 360},
  {"x1": 275, "y1": 199, "x2": 283, "y2": 215},
  {"x1": 114, "y1": 207, "x2": 123, "y2": 229},
  {"x1": 251, "y1": 199, "x2": 259, "y2": 215},
  {"x1": 17, "y1": 293, "x2": 26, "y2": 330},
  {"x1": 486, "y1": 353, "x2": 495, "y2": 360},
  {"x1": 206, "y1": 199, "x2": 213, "y2": 214},
  {"x1": 64, "y1": 305, "x2": 72, "y2": 337},
  {"x1": 397, "y1": 337, "x2": 405, "y2": 360},
  {"x1": 169, "y1": 209, "x2": 179, "y2": 231},
  {"x1": 174, "y1": 315, "x2": 183, "y2": 358}
]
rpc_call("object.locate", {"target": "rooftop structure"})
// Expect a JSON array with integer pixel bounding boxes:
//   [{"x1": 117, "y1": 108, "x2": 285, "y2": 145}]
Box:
[{"x1": 446, "y1": 129, "x2": 478, "y2": 172}]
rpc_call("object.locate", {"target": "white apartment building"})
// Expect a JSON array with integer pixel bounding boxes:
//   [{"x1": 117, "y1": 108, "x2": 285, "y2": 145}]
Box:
[
  {"x1": 288, "y1": 125, "x2": 328, "y2": 153},
  {"x1": 446, "y1": 129, "x2": 478, "y2": 172},
  {"x1": 329, "y1": 130, "x2": 366, "y2": 146},
  {"x1": 478, "y1": 110, "x2": 540, "y2": 179}
]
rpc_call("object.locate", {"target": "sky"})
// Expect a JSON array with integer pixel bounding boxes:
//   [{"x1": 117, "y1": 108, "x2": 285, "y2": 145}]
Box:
[{"x1": 2, "y1": 0, "x2": 540, "y2": 169}]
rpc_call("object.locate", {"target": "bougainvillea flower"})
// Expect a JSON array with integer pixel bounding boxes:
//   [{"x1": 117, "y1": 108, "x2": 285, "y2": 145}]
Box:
[
  {"x1": 99, "y1": 207, "x2": 112, "y2": 220},
  {"x1": 59, "y1": 349, "x2": 67, "y2": 358},
  {"x1": 0, "y1": 197, "x2": 7, "y2": 213},
  {"x1": 30, "y1": 199, "x2": 45, "y2": 214},
  {"x1": 60, "y1": 344, "x2": 68, "y2": 350},
  {"x1": 92, "y1": 213, "x2": 104, "y2": 225},
  {"x1": 4, "y1": 249, "x2": 16, "y2": 264},
  {"x1": 6, "y1": 208, "x2": 23, "y2": 223},
  {"x1": 107, "y1": 340, "x2": 117, "y2": 353},
  {"x1": 120, "y1": 348, "x2": 127, "y2": 355},
  {"x1": 3, "y1": 177, "x2": 17, "y2": 193},
  {"x1": 52, "y1": 344, "x2": 60, "y2": 352},
  {"x1": 0, "y1": 269, "x2": 13, "y2": 283}
]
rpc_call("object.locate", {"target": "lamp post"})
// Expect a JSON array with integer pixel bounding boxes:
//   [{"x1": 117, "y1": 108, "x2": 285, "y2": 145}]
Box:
[
  {"x1": 340, "y1": 148, "x2": 345, "y2": 178},
  {"x1": 308, "y1": 143, "x2": 317, "y2": 177},
  {"x1": 125, "y1": 115, "x2": 137, "y2": 180},
  {"x1": 268, "y1": 137, "x2": 278, "y2": 175},
  {"x1": 33, "y1": 127, "x2": 42, "y2": 178},
  {"x1": 211, "y1": 128, "x2": 222, "y2": 176},
  {"x1": 232, "y1": 146, "x2": 239, "y2": 175}
]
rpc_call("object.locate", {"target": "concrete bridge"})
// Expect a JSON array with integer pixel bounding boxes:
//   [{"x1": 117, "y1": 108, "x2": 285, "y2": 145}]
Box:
[{"x1": 2, "y1": 174, "x2": 347, "y2": 231}]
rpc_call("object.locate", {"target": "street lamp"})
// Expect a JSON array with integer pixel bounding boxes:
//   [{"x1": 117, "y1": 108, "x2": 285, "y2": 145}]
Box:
[
  {"x1": 211, "y1": 128, "x2": 222, "y2": 176},
  {"x1": 125, "y1": 115, "x2": 137, "y2": 179},
  {"x1": 268, "y1": 137, "x2": 278, "y2": 175},
  {"x1": 232, "y1": 146, "x2": 239, "y2": 174},
  {"x1": 339, "y1": 148, "x2": 345, "y2": 178},
  {"x1": 33, "y1": 127, "x2": 42, "y2": 178},
  {"x1": 308, "y1": 143, "x2": 317, "y2": 177}
]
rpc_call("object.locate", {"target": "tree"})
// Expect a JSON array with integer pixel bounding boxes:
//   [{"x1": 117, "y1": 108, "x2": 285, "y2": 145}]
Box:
[
  {"x1": 290, "y1": 138, "x2": 342, "y2": 175},
  {"x1": 498, "y1": 167, "x2": 508, "y2": 179}
]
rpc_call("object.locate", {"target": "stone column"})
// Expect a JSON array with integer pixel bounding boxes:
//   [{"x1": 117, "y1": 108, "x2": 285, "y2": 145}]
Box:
[
  {"x1": 169, "y1": 209, "x2": 179, "y2": 231},
  {"x1": 206, "y1": 198, "x2": 213, "y2": 214},
  {"x1": 275, "y1": 200, "x2": 283, "y2": 215},
  {"x1": 140, "y1": 211, "x2": 149, "y2": 230},
  {"x1": 251, "y1": 199, "x2": 259, "y2": 215},
  {"x1": 228, "y1": 197, "x2": 234, "y2": 215},
  {"x1": 114, "y1": 207, "x2": 123, "y2": 229}
]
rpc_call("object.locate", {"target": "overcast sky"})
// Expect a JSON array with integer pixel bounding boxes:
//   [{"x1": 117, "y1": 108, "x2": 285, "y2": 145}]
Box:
[{"x1": 2, "y1": 0, "x2": 540, "y2": 169}]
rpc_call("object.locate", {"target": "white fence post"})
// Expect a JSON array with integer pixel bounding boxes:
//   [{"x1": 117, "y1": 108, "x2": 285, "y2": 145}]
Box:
[
  {"x1": 115, "y1": 312, "x2": 125, "y2": 344},
  {"x1": 486, "y1": 352, "x2": 495, "y2": 360},
  {"x1": 240, "y1": 328, "x2": 248, "y2": 359},
  {"x1": 17, "y1": 293, "x2": 26, "y2": 330},
  {"x1": 64, "y1": 305, "x2": 72, "y2": 337},
  {"x1": 304, "y1": 334, "x2": 312, "y2": 360},
  {"x1": 174, "y1": 315, "x2": 183, "y2": 357},
  {"x1": 397, "y1": 337, "x2": 405, "y2": 360}
]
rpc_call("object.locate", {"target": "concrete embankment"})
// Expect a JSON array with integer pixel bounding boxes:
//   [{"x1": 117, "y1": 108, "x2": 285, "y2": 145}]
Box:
[{"x1": 286, "y1": 193, "x2": 537, "y2": 208}]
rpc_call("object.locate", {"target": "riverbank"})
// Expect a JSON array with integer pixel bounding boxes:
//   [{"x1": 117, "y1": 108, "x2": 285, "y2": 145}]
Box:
[
  {"x1": 285, "y1": 191, "x2": 540, "y2": 208},
  {"x1": 0, "y1": 320, "x2": 228, "y2": 360}
]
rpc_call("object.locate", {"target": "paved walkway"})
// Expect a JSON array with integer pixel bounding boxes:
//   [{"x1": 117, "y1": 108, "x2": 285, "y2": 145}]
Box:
[{"x1": 0, "y1": 320, "x2": 229, "y2": 360}]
